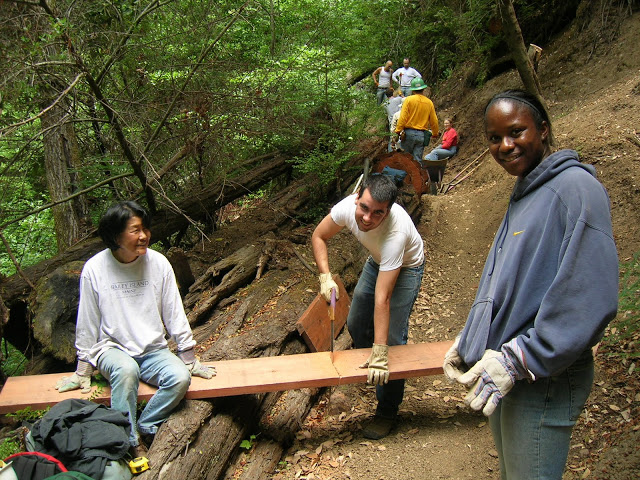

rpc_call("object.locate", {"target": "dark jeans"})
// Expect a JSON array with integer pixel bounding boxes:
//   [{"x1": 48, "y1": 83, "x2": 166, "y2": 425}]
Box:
[{"x1": 347, "y1": 257, "x2": 424, "y2": 418}]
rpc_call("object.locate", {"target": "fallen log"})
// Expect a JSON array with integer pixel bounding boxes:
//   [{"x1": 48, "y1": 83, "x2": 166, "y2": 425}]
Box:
[
  {"x1": 0, "y1": 156, "x2": 291, "y2": 306},
  {"x1": 143, "y1": 230, "x2": 368, "y2": 480},
  {"x1": 184, "y1": 242, "x2": 263, "y2": 326},
  {"x1": 1, "y1": 141, "x2": 388, "y2": 480}
]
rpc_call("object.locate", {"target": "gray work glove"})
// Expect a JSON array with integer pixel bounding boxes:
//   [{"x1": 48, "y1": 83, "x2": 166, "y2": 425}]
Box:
[
  {"x1": 179, "y1": 348, "x2": 216, "y2": 379},
  {"x1": 359, "y1": 344, "x2": 389, "y2": 386},
  {"x1": 458, "y1": 341, "x2": 536, "y2": 416},
  {"x1": 55, "y1": 360, "x2": 93, "y2": 393},
  {"x1": 443, "y1": 335, "x2": 465, "y2": 382},
  {"x1": 319, "y1": 273, "x2": 339, "y2": 303},
  {"x1": 188, "y1": 359, "x2": 216, "y2": 379},
  {"x1": 457, "y1": 340, "x2": 535, "y2": 416}
]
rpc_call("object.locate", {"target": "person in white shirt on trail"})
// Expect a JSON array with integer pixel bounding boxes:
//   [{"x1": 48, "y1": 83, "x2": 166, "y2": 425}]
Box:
[
  {"x1": 55, "y1": 201, "x2": 214, "y2": 456},
  {"x1": 312, "y1": 175, "x2": 424, "y2": 440},
  {"x1": 392, "y1": 58, "x2": 422, "y2": 98}
]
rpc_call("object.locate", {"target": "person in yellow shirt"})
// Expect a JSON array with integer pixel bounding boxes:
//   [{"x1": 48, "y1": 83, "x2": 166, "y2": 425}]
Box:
[{"x1": 394, "y1": 78, "x2": 439, "y2": 163}]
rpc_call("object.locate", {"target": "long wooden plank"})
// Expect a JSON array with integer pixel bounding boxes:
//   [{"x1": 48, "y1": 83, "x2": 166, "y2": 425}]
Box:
[
  {"x1": 332, "y1": 342, "x2": 451, "y2": 383},
  {"x1": 0, "y1": 341, "x2": 452, "y2": 414}
]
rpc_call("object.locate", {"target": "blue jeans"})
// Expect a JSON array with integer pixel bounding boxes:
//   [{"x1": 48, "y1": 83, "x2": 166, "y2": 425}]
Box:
[
  {"x1": 425, "y1": 145, "x2": 457, "y2": 162},
  {"x1": 488, "y1": 350, "x2": 594, "y2": 480},
  {"x1": 347, "y1": 257, "x2": 424, "y2": 418},
  {"x1": 97, "y1": 347, "x2": 191, "y2": 446},
  {"x1": 376, "y1": 87, "x2": 388, "y2": 105},
  {"x1": 400, "y1": 86, "x2": 412, "y2": 98},
  {"x1": 403, "y1": 128, "x2": 426, "y2": 163}
]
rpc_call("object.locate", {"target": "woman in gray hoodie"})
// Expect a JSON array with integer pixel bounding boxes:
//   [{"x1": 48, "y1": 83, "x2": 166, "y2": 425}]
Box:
[{"x1": 443, "y1": 90, "x2": 618, "y2": 480}]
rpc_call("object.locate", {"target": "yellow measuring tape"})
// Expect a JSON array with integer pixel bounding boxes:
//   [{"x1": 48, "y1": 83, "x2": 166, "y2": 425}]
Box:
[{"x1": 128, "y1": 457, "x2": 150, "y2": 474}]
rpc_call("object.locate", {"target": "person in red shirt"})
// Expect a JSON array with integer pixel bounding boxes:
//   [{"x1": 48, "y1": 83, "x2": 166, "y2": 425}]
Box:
[{"x1": 424, "y1": 118, "x2": 458, "y2": 162}]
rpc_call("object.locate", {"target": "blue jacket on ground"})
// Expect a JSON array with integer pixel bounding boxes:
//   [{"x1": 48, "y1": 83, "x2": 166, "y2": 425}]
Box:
[{"x1": 458, "y1": 149, "x2": 618, "y2": 378}]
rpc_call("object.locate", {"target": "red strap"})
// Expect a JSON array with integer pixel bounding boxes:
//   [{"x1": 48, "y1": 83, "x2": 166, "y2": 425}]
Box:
[{"x1": 5, "y1": 451, "x2": 68, "y2": 472}]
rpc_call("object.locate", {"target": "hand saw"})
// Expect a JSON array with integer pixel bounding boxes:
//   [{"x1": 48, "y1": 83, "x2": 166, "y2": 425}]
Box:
[{"x1": 329, "y1": 288, "x2": 336, "y2": 362}]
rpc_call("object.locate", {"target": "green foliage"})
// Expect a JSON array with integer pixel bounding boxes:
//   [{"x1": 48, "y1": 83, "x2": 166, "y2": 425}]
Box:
[
  {"x1": 3, "y1": 0, "x2": 584, "y2": 275},
  {"x1": 0, "y1": 437, "x2": 21, "y2": 459},
  {"x1": 0, "y1": 98, "x2": 57, "y2": 276},
  {"x1": 239, "y1": 434, "x2": 257, "y2": 451},
  {"x1": 603, "y1": 251, "x2": 640, "y2": 359},
  {"x1": 86, "y1": 373, "x2": 110, "y2": 401},
  {"x1": 0, "y1": 205, "x2": 57, "y2": 277},
  {"x1": 295, "y1": 202, "x2": 332, "y2": 225},
  {"x1": 6, "y1": 406, "x2": 49, "y2": 422},
  {"x1": 0, "y1": 340, "x2": 27, "y2": 378},
  {"x1": 290, "y1": 127, "x2": 356, "y2": 185}
]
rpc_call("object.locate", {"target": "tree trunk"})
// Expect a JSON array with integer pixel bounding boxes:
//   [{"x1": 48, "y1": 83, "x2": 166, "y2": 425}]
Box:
[
  {"x1": 497, "y1": 0, "x2": 545, "y2": 102},
  {"x1": 40, "y1": 93, "x2": 88, "y2": 252}
]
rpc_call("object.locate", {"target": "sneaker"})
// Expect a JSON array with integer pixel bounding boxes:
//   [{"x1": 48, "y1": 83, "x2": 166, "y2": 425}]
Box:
[{"x1": 362, "y1": 415, "x2": 397, "y2": 440}]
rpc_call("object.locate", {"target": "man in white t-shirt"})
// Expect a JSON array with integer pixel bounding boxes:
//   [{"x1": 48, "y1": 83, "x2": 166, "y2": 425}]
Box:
[
  {"x1": 392, "y1": 58, "x2": 422, "y2": 98},
  {"x1": 311, "y1": 175, "x2": 424, "y2": 439},
  {"x1": 55, "y1": 201, "x2": 215, "y2": 458}
]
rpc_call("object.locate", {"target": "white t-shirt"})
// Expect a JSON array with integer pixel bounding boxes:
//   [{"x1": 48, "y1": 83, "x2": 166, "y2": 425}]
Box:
[
  {"x1": 331, "y1": 194, "x2": 424, "y2": 271},
  {"x1": 75, "y1": 248, "x2": 195, "y2": 365},
  {"x1": 392, "y1": 67, "x2": 422, "y2": 87}
]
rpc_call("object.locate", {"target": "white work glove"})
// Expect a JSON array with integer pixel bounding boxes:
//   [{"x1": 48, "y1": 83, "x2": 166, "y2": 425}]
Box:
[
  {"x1": 443, "y1": 335, "x2": 465, "y2": 382},
  {"x1": 179, "y1": 348, "x2": 216, "y2": 379},
  {"x1": 457, "y1": 342, "x2": 533, "y2": 416},
  {"x1": 188, "y1": 360, "x2": 216, "y2": 379},
  {"x1": 359, "y1": 344, "x2": 389, "y2": 386},
  {"x1": 319, "y1": 273, "x2": 339, "y2": 303},
  {"x1": 55, "y1": 360, "x2": 93, "y2": 394}
]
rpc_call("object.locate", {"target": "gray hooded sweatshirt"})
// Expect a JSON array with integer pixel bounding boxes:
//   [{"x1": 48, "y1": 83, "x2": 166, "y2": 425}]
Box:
[{"x1": 458, "y1": 149, "x2": 618, "y2": 378}]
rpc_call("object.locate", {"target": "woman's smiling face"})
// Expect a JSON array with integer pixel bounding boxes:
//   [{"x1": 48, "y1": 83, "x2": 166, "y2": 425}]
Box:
[
  {"x1": 485, "y1": 99, "x2": 550, "y2": 179},
  {"x1": 113, "y1": 216, "x2": 150, "y2": 263}
]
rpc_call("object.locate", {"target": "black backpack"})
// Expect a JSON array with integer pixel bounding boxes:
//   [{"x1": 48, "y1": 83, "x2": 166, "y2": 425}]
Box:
[{"x1": 4, "y1": 452, "x2": 67, "y2": 480}]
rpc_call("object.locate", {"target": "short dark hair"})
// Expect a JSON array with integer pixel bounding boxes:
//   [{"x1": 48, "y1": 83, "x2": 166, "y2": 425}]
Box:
[
  {"x1": 359, "y1": 174, "x2": 398, "y2": 208},
  {"x1": 484, "y1": 89, "x2": 553, "y2": 145},
  {"x1": 98, "y1": 201, "x2": 152, "y2": 251}
]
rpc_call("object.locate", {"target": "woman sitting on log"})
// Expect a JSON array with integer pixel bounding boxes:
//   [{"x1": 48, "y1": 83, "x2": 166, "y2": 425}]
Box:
[
  {"x1": 423, "y1": 118, "x2": 458, "y2": 162},
  {"x1": 55, "y1": 201, "x2": 215, "y2": 457}
]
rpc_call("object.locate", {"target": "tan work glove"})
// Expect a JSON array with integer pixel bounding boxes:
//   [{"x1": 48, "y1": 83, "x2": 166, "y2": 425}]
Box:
[
  {"x1": 55, "y1": 360, "x2": 93, "y2": 393},
  {"x1": 188, "y1": 360, "x2": 216, "y2": 379},
  {"x1": 179, "y1": 348, "x2": 216, "y2": 379},
  {"x1": 359, "y1": 344, "x2": 389, "y2": 386},
  {"x1": 443, "y1": 335, "x2": 465, "y2": 382},
  {"x1": 458, "y1": 350, "x2": 517, "y2": 416},
  {"x1": 319, "y1": 273, "x2": 339, "y2": 303}
]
